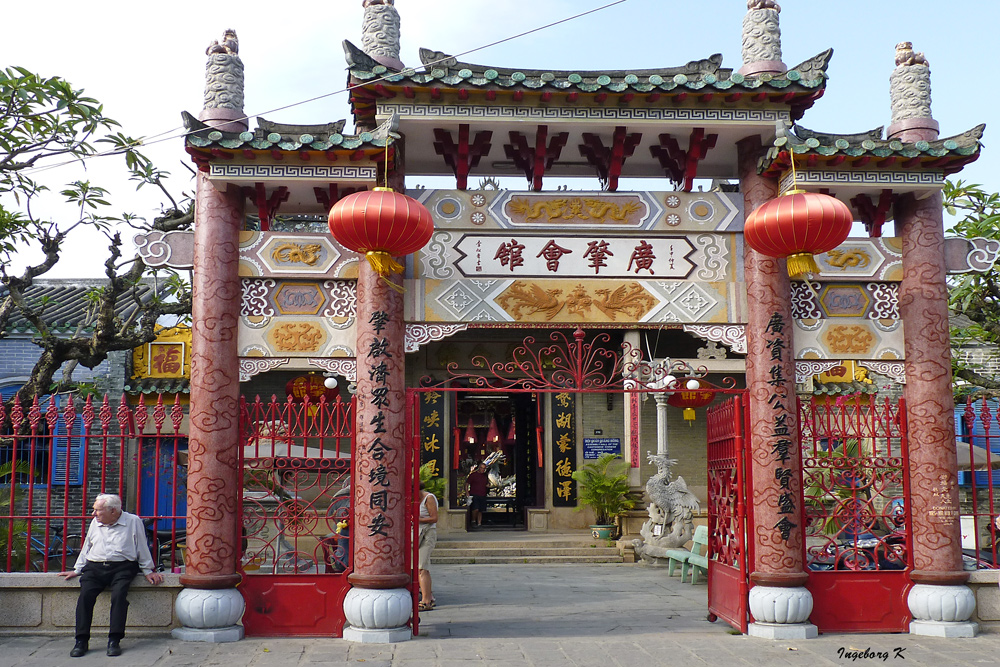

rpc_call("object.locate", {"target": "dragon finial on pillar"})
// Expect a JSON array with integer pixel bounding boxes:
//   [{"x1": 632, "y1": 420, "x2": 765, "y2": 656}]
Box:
[
  {"x1": 200, "y1": 29, "x2": 247, "y2": 133},
  {"x1": 888, "y1": 41, "x2": 938, "y2": 141}
]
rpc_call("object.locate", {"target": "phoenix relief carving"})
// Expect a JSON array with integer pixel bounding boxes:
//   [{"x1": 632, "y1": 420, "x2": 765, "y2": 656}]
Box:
[{"x1": 497, "y1": 281, "x2": 655, "y2": 321}]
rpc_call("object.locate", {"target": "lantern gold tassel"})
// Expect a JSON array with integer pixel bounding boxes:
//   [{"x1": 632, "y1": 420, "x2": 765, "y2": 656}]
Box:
[
  {"x1": 785, "y1": 252, "x2": 819, "y2": 279},
  {"x1": 365, "y1": 251, "x2": 406, "y2": 293}
]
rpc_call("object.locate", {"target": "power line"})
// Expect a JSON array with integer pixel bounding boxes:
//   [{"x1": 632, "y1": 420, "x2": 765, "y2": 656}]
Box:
[{"x1": 23, "y1": 0, "x2": 629, "y2": 178}]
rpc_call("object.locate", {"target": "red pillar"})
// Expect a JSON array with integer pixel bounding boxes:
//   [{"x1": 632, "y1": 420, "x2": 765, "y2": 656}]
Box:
[
  {"x1": 738, "y1": 136, "x2": 816, "y2": 638},
  {"x1": 173, "y1": 175, "x2": 246, "y2": 642},
  {"x1": 342, "y1": 260, "x2": 412, "y2": 642}
]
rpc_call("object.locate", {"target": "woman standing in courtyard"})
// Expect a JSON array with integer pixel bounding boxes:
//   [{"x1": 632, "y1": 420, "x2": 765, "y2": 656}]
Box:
[{"x1": 418, "y1": 480, "x2": 438, "y2": 611}]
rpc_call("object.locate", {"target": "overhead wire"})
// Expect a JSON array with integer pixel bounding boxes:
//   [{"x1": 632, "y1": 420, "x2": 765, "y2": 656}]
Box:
[{"x1": 23, "y1": 0, "x2": 629, "y2": 178}]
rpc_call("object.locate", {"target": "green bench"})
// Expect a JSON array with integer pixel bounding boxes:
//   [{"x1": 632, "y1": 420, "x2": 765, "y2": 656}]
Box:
[
  {"x1": 664, "y1": 524, "x2": 708, "y2": 581},
  {"x1": 686, "y1": 525, "x2": 709, "y2": 584}
]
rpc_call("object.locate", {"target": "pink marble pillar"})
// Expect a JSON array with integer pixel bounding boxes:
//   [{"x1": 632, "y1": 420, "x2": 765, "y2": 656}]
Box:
[
  {"x1": 897, "y1": 190, "x2": 964, "y2": 583},
  {"x1": 348, "y1": 262, "x2": 409, "y2": 591},
  {"x1": 182, "y1": 174, "x2": 244, "y2": 591},
  {"x1": 342, "y1": 260, "x2": 412, "y2": 643},
  {"x1": 738, "y1": 136, "x2": 815, "y2": 637}
]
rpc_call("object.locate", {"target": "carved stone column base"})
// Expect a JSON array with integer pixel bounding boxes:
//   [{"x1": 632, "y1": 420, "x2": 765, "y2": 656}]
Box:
[
  {"x1": 343, "y1": 587, "x2": 412, "y2": 643},
  {"x1": 907, "y1": 584, "x2": 978, "y2": 637},
  {"x1": 738, "y1": 60, "x2": 787, "y2": 77},
  {"x1": 887, "y1": 117, "x2": 939, "y2": 143},
  {"x1": 172, "y1": 588, "x2": 245, "y2": 643},
  {"x1": 748, "y1": 585, "x2": 817, "y2": 639}
]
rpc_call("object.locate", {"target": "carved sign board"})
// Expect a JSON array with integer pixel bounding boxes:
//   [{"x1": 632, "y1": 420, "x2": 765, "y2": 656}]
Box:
[{"x1": 451, "y1": 234, "x2": 696, "y2": 279}]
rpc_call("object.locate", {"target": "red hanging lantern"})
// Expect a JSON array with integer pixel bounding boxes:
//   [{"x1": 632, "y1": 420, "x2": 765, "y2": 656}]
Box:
[
  {"x1": 285, "y1": 375, "x2": 338, "y2": 403},
  {"x1": 666, "y1": 378, "x2": 716, "y2": 423},
  {"x1": 327, "y1": 187, "x2": 434, "y2": 276},
  {"x1": 743, "y1": 190, "x2": 853, "y2": 278}
]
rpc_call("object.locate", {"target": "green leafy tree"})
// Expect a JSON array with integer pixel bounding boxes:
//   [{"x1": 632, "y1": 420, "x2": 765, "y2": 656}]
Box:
[
  {"x1": 946, "y1": 180, "x2": 1000, "y2": 398},
  {"x1": 0, "y1": 66, "x2": 194, "y2": 406}
]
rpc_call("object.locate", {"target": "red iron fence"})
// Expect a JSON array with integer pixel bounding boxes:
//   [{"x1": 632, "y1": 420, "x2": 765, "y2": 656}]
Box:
[
  {"x1": 959, "y1": 397, "x2": 1000, "y2": 570},
  {"x1": 0, "y1": 393, "x2": 187, "y2": 573}
]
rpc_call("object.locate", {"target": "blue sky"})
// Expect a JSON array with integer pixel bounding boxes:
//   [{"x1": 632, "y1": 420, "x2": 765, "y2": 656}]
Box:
[{"x1": 2, "y1": 0, "x2": 994, "y2": 277}]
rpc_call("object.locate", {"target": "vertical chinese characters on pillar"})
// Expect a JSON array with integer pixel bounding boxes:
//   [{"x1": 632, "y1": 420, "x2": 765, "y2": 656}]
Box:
[
  {"x1": 551, "y1": 392, "x2": 577, "y2": 506},
  {"x1": 420, "y1": 390, "x2": 445, "y2": 480},
  {"x1": 764, "y1": 312, "x2": 796, "y2": 542},
  {"x1": 366, "y1": 310, "x2": 393, "y2": 538}
]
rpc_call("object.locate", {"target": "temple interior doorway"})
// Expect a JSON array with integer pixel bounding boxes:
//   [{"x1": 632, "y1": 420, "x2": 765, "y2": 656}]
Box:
[{"x1": 451, "y1": 391, "x2": 540, "y2": 530}]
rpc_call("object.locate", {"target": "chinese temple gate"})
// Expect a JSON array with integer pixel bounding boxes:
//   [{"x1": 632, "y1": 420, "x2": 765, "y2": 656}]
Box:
[{"x1": 150, "y1": 0, "x2": 988, "y2": 642}]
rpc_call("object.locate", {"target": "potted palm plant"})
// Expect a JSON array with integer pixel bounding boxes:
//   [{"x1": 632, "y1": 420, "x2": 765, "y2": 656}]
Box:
[{"x1": 571, "y1": 453, "x2": 636, "y2": 540}]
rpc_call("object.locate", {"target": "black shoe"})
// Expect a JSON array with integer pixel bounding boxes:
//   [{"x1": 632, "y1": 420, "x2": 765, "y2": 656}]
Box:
[
  {"x1": 70, "y1": 641, "x2": 88, "y2": 657},
  {"x1": 107, "y1": 640, "x2": 122, "y2": 657}
]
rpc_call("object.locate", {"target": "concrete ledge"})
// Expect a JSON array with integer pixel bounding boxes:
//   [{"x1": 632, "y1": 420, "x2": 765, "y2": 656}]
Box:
[
  {"x1": 0, "y1": 573, "x2": 184, "y2": 636},
  {"x1": 969, "y1": 570, "x2": 1000, "y2": 633}
]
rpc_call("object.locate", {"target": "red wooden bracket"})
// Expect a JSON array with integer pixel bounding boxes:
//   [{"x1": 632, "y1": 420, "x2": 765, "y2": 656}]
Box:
[
  {"x1": 649, "y1": 128, "x2": 718, "y2": 191},
  {"x1": 504, "y1": 125, "x2": 569, "y2": 191},
  {"x1": 432, "y1": 124, "x2": 493, "y2": 190},
  {"x1": 247, "y1": 183, "x2": 289, "y2": 231},
  {"x1": 578, "y1": 126, "x2": 642, "y2": 192},
  {"x1": 851, "y1": 189, "x2": 895, "y2": 238},
  {"x1": 314, "y1": 184, "x2": 365, "y2": 211}
]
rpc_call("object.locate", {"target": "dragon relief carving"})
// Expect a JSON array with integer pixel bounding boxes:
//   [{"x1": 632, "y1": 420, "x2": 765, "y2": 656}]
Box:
[
  {"x1": 496, "y1": 281, "x2": 655, "y2": 321},
  {"x1": 507, "y1": 197, "x2": 643, "y2": 222},
  {"x1": 825, "y1": 249, "x2": 872, "y2": 270},
  {"x1": 271, "y1": 242, "x2": 323, "y2": 266}
]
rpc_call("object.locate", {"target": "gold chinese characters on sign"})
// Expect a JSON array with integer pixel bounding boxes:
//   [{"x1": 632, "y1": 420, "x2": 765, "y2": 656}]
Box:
[{"x1": 132, "y1": 326, "x2": 192, "y2": 379}]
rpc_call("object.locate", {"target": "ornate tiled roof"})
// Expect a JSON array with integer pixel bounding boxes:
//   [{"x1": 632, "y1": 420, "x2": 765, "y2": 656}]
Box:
[
  {"x1": 344, "y1": 40, "x2": 832, "y2": 96},
  {"x1": 759, "y1": 121, "x2": 985, "y2": 176},
  {"x1": 0, "y1": 280, "x2": 157, "y2": 335},
  {"x1": 181, "y1": 112, "x2": 398, "y2": 153},
  {"x1": 124, "y1": 378, "x2": 190, "y2": 395}
]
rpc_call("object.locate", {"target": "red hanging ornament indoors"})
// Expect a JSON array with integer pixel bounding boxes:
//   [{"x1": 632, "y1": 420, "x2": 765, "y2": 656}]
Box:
[
  {"x1": 743, "y1": 190, "x2": 853, "y2": 278},
  {"x1": 327, "y1": 187, "x2": 434, "y2": 276},
  {"x1": 486, "y1": 416, "x2": 501, "y2": 445}
]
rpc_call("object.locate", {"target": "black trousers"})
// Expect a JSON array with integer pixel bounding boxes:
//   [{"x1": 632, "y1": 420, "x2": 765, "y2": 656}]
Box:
[{"x1": 75, "y1": 560, "x2": 140, "y2": 642}]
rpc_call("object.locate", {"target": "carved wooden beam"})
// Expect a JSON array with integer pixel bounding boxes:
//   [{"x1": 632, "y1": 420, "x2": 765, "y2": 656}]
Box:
[
  {"x1": 243, "y1": 184, "x2": 289, "y2": 231},
  {"x1": 851, "y1": 189, "x2": 895, "y2": 238},
  {"x1": 578, "y1": 126, "x2": 641, "y2": 192},
  {"x1": 649, "y1": 128, "x2": 718, "y2": 191},
  {"x1": 433, "y1": 124, "x2": 493, "y2": 190},
  {"x1": 504, "y1": 125, "x2": 569, "y2": 191}
]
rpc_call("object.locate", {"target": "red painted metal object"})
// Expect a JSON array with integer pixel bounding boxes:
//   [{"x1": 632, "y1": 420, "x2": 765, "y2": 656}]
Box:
[
  {"x1": 238, "y1": 395, "x2": 356, "y2": 637},
  {"x1": 960, "y1": 397, "x2": 1000, "y2": 570},
  {"x1": 0, "y1": 393, "x2": 187, "y2": 573},
  {"x1": 800, "y1": 396, "x2": 913, "y2": 633},
  {"x1": 706, "y1": 395, "x2": 751, "y2": 633}
]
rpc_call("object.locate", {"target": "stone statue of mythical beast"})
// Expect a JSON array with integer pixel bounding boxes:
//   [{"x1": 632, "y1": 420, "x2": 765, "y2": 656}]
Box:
[{"x1": 632, "y1": 453, "x2": 701, "y2": 564}]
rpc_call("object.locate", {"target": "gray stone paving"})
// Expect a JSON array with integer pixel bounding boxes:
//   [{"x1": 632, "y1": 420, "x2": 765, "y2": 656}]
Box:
[{"x1": 2, "y1": 564, "x2": 999, "y2": 665}]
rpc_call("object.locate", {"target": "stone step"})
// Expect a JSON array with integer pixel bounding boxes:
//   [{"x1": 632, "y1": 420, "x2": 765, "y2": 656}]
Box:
[
  {"x1": 436, "y1": 540, "x2": 602, "y2": 550},
  {"x1": 431, "y1": 554, "x2": 624, "y2": 565},
  {"x1": 434, "y1": 547, "x2": 621, "y2": 558}
]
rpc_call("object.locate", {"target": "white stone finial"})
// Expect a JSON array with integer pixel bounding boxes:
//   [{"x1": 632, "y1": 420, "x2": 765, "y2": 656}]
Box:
[
  {"x1": 739, "y1": 1, "x2": 785, "y2": 76},
  {"x1": 888, "y1": 41, "x2": 938, "y2": 141},
  {"x1": 361, "y1": 0, "x2": 403, "y2": 70},
  {"x1": 200, "y1": 29, "x2": 247, "y2": 132}
]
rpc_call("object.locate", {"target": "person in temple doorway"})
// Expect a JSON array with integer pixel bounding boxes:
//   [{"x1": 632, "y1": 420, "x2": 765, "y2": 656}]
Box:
[{"x1": 466, "y1": 463, "x2": 489, "y2": 529}]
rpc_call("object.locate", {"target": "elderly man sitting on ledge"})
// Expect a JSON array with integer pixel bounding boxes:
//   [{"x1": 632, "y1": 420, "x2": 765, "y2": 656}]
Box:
[{"x1": 59, "y1": 493, "x2": 163, "y2": 658}]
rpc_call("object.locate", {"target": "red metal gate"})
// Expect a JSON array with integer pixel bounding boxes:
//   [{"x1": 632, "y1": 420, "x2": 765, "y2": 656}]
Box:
[
  {"x1": 706, "y1": 395, "x2": 751, "y2": 633},
  {"x1": 800, "y1": 396, "x2": 912, "y2": 633},
  {"x1": 238, "y1": 395, "x2": 358, "y2": 637}
]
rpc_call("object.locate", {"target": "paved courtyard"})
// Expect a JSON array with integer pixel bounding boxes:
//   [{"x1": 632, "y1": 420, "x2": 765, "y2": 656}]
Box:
[{"x1": 2, "y1": 564, "x2": 998, "y2": 666}]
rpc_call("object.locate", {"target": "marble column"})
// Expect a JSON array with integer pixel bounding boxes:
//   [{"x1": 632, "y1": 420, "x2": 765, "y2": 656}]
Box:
[
  {"x1": 173, "y1": 175, "x2": 246, "y2": 643},
  {"x1": 342, "y1": 261, "x2": 412, "y2": 643},
  {"x1": 654, "y1": 392, "x2": 670, "y2": 460},
  {"x1": 738, "y1": 136, "x2": 816, "y2": 639},
  {"x1": 897, "y1": 190, "x2": 976, "y2": 637}
]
